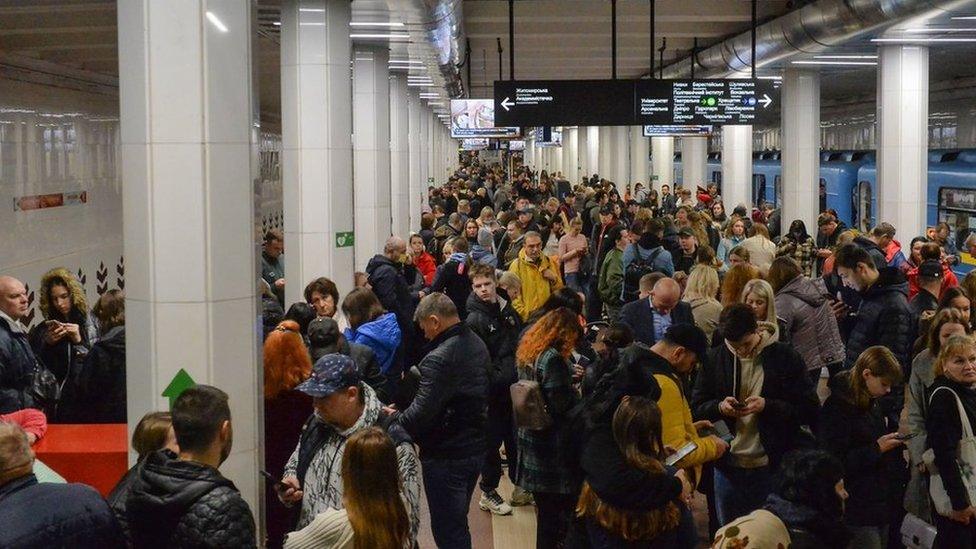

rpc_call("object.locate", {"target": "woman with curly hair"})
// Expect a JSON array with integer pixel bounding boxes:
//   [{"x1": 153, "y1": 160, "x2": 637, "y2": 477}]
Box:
[
  {"x1": 578, "y1": 395, "x2": 694, "y2": 547},
  {"x1": 29, "y1": 268, "x2": 97, "y2": 416},
  {"x1": 515, "y1": 307, "x2": 583, "y2": 549},
  {"x1": 264, "y1": 319, "x2": 313, "y2": 549}
]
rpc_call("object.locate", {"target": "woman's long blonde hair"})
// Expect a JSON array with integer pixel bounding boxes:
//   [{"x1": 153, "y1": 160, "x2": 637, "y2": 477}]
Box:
[
  {"x1": 342, "y1": 427, "x2": 410, "y2": 549},
  {"x1": 684, "y1": 266, "x2": 720, "y2": 302},
  {"x1": 741, "y1": 279, "x2": 778, "y2": 338}
]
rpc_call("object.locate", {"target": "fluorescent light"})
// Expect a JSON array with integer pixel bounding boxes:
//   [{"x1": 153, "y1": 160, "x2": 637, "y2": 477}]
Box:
[
  {"x1": 272, "y1": 21, "x2": 281, "y2": 26},
  {"x1": 418, "y1": 93, "x2": 440, "y2": 98},
  {"x1": 407, "y1": 82, "x2": 432, "y2": 87},
  {"x1": 350, "y1": 21, "x2": 404, "y2": 27},
  {"x1": 814, "y1": 55, "x2": 878, "y2": 59},
  {"x1": 300, "y1": 22, "x2": 325, "y2": 26},
  {"x1": 428, "y1": 102, "x2": 444, "y2": 106},
  {"x1": 792, "y1": 60, "x2": 877, "y2": 66},
  {"x1": 905, "y1": 27, "x2": 976, "y2": 32},
  {"x1": 872, "y1": 37, "x2": 976, "y2": 42},
  {"x1": 350, "y1": 33, "x2": 409, "y2": 39},
  {"x1": 389, "y1": 59, "x2": 425, "y2": 65},
  {"x1": 952, "y1": 16, "x2": 976, "y2": 20},
  {"x1": 757, "y1": 75, "x2": 782, "y2": 80},
  {"x1": 205, "y1": 11, "x2": 228, "y2": 33},
  {"x1": 299, "y1": 8, "x2": 325, "y2": 12}
]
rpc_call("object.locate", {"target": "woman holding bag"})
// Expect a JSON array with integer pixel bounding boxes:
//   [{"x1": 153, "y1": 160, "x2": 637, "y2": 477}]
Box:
[{"x1": 926, "y1": 334, "x2": 976, "y2": 547}]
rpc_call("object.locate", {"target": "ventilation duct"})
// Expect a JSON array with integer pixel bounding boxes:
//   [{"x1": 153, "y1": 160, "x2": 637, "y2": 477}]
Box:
[{"x1": 654, "y1": 0, "x2": 976, "y2": 79}]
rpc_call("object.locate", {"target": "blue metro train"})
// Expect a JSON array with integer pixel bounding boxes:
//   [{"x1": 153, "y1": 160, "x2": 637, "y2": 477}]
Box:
[{"x1": 674, "y1": 149, "x2": 976, "y2": 273}]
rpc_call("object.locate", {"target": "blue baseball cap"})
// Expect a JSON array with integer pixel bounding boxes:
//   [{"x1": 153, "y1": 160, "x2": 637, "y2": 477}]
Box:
[{"x1": 295, "y1": 353, "x2": 361, "y2": 398}]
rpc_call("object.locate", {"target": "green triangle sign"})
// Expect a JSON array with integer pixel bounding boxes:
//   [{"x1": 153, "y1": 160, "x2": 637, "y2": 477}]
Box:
[{"x1": 162, "y1": 369, "x2": 196, "y2": 409}]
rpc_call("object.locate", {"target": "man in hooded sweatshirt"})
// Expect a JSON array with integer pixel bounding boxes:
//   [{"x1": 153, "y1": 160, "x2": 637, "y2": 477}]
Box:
[
  {"x1": 692, "y1": 304, "x2": 818, "y2": 527},
  {"x1": 125, "y1": 385, "x2": 256, "y2": 548}
]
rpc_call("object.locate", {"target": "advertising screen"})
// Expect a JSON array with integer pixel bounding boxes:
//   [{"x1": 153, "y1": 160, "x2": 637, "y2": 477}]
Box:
[
  {"x1": 451, "y1": 99, "x2": 521, "y2": 139},
  {"x1": 642, "y1": 125, "x2": 713, "y2": 137},
  {"x1": 460, "y1": 138, "x2": 489, "y2": 150},
  {"x1": 509, "y1": 140, "x2": 525, "y2": 151}
]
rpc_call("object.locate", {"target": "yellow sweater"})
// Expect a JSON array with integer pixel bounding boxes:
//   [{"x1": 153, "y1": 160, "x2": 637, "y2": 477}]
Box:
[
  {"x1": 508, "y1": 249, "x2": 564, "y2": 320},
  {"x1": 653, "y1": 372, "x2": 721, "y2": 485}
]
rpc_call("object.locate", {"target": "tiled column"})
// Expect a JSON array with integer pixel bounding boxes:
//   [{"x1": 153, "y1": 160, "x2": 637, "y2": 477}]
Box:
[
  {"x1": 782, "y1": 68, "x2": 820, "y2": 232},
  {"x1": 419, "y1": 108, "x2": 429, "y2": 187},
  {"x1": 877, "y1": 44, "x2": 928, "y2": 238},
  {"x1": 630, "y1": 126, "x2": 649, "y2": 188},
  {"x1": 390, "y1": 75, "x2": 410, "y2": 238},
  {"x1": 586, "y1": 126, "x2": 600, "y2": 179},
  {"x1": 651, "y1": 136, "x2": 674, "y2": 192},
  {"x1": 280, "y1": 0, "x2": 354, "y2": 300},
  {"x1": 353, "y1": 45, "x2": 391, "y2": 268},
  {"x1": 682, "y1": 136, "x2": 708, "y2": 190},
  {"x1": 598, "y1": 126, "x2": 613, "y2": 181},
  {"x1": 407, "y1": 91, "x2": 424, "y2": 221},
  {"x1": 118, "y1": 0, "x2": 260, "y2": 513},
  {"x1": 577, "y1": 127, "x2": 589, "y2": 179},
  {"x1": 562, "y1": 127, "x2": 578, "y2": 183},
  {"x1": 722, "y1": 125, "x2": 753, "y2": 211}
]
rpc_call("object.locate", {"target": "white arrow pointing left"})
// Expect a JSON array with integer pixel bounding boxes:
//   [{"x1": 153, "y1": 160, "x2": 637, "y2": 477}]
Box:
[
  {"x1": 501, "y1": 97, "x2": 514, "y2": 111},
  {"x1": 760, "y1": 94, "x2": 773, "y2": 108}
]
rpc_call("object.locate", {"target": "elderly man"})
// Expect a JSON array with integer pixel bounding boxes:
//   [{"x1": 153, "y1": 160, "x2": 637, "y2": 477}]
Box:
[
  {"x1": 508, "y1": 231, "x2": 564, "y2": 321},
  {"x1": 261, "y1": 230, "x2": 285, "y2": 304},
  {"x1": 0, "y1": 276, "x2": 45, "y2": 413},
  {"x1": 394, "y1": 293, "x2": 489, "y2": 549},
  {"x1": 365, "y1": 236, "x2": 417, "y2": 347},
  {"x1": 618, "y1": 277, "x2": 694, "y2": 346},
  {"x1": 0, "y1": 423, "x2": 124, "y2": 548}
]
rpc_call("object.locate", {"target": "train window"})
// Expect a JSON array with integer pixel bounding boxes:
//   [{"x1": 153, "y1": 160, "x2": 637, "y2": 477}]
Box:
[
  {"x1": 752, "y1": 174, "x2": 766, "y2": 206},
  {"x1": 856, "y1": 181, "x2": 873, "y2": 232},
  {"x1": 938, "y1": 187, "x2": 976, "y2": 251},
  {"x1": 712, "y1": 171, "x2": 722, "y2": 185},
  {"x1": 774, "y1": 175, "x2": 783, "y2": 209}
]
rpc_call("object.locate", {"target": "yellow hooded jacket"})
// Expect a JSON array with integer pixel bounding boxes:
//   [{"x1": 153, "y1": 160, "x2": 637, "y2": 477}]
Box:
[{"x1": 508, "y1": 248, "x2": 563, "y2": 321}]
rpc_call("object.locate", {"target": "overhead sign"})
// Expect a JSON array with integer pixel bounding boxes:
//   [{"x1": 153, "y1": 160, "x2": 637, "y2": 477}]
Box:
[
  {"x1": 450, "y1": 99, "x2": 520, "y2": 139},
  {"x1": 460, "y1": 138, "x2": 489, "y2": 151},
  {"x1": 535, "y1": 127, "x2": 563, "y2": 147},
  {"x1": 643, "y1": 125, "x2": 713, "y2": 137},
  {"x1": 494, "y1": 79, "x2": 779, "y2": 127}
]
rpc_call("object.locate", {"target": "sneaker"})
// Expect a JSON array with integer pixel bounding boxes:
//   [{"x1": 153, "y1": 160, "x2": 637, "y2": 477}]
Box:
[
  {"x1": 510, "y1": 486, "x2": 535, "y2": 507},
  {"x1": 479, "y1": 489, "x2": 514, "y2": 516}
]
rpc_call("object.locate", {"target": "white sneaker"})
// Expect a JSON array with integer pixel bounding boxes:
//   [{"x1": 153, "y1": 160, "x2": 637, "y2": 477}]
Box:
[{"x1": 479, "y1": 489, "x2": 514, "y2": 516}]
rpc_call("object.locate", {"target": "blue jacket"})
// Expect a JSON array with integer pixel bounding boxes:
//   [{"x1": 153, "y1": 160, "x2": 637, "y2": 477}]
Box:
[
  {"x1": 618, "y1": 298, "x2": 694, "y2": 347},
  {"x1": 621, "y1": 243, "x2": 675, "y2": 277},
  {"x1": 0, "y1": 475, "x2": 124, "y2": 548},
  {"x1": 345, "y1": 312, "x2": 402, "y2": 375},
  {"x1": 0, "y1": 315, "x2": 40, "y2": 413}
]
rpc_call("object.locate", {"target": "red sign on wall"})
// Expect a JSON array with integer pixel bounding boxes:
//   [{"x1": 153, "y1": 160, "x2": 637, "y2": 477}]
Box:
[{"x1": 13, "y1": 191, "x2": 87, "y2": 212}]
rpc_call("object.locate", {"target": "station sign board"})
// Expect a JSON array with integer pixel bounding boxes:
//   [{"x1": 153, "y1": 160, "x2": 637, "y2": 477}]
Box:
[
  {"x1": 494, "y1": 78, "x2": 778, "y2": 127},
  {"x1": 450, "y1": 98, "x2": 520, "y2": 139},
  {"x1": 643, "y1": 125, "x2": 713, "y2": 137}
]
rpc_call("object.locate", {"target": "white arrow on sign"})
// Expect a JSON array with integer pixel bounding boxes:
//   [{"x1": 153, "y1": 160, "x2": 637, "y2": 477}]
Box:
[
  {"x1": 501, "y1": 97, "x2": 514, "y2": 111},
  {"x1": 760, "y1": 94, "x2": 773, "y2": 108}
]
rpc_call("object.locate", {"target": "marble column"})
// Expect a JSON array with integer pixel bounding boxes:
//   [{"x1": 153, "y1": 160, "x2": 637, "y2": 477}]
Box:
[
  {"x1": 352, "y1": 45, "x2": 391, "y2": 269},
  {"x1": 681, "y1": 136, "x2": 708, "y2": 191},
  {"x1": 390, "y1": 74, "x2": 410, "y2": 237},
  {"x1": 651, "y1": 136, "x2": 674, "y2": 192},
  {"x1": 781, "y1": 68, "x2": 821, "y2": 232},
  {"x1": 407, "y1": 91, "x2": 424, "y2": 223},
  {"x1": 630, "y1": 126, "x2": 649, "y2": 188},
  {"x1": 721, "y1": 125, "x2": 753, "y2": 211}
]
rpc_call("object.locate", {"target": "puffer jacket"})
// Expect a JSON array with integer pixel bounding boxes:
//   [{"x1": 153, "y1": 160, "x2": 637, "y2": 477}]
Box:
[
  {"x1": 126, "y1": 450, "x2": 256, "y2": 549},
  {"x1": 1, "y1": 474, "x2": 124, "y2": 549},
  {"x1": 395, "y1": 323, "x2": 489, "y2": 460},
  {"x1": 775, "y1": 276, "x2": 843, "y2": 371},
  {"x1": 844, "y1": 267, "x2": 913, "y2": 370},
  {"x1": 0, "y1": 313, "x2": 41, "y2": 413},
  {"x1": 364, "y1": 255, "x2": 415, "y2": 335},
  {"x1": 465, "y1": 293, "x2": 522, "y2": 389},
  {"x1": 508, "y1": 248, "x2": 564, "y2": 321},
  {"x1": 344, "y1": 312, "x2": 401, "y2": 375},
  {"x1": 66, "y1": 325, "x2": 126, "y2": 423},
  {"x1": 430, "y1": 253, "x2": 473, "y2": 318}
]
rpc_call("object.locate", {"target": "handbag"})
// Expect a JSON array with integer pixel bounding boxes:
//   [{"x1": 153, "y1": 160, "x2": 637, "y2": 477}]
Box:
[
  {"x1": 922, "y1": 385, "x2": 976, "y2": 516},
  {"x1": 26, "y1": 362, "x2": 61, "y2": 416},
  {"x1": 510, "y1": 358, "x2": 554, "y2": 431},
  {"x1": 900, "y1": 512, "x2": 937, "y2": 549}
]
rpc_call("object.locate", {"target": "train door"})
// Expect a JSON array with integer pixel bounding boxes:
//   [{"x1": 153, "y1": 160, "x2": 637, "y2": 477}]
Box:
[
  {"x1": 752, "y1": 174, "x2": 767, "y2": 207},
  {"x1": 855, "y1": 180, "x2": 873, "y2": 232},
  {"x1": 774, "y1": 175, "x2": 783, "y2": 208},
  {"x1": 819, "y1": 178, "x2": 827, "y2": 213},
  {"x1": 938, "y1": 188, "x2": 976, "y2": 271}
]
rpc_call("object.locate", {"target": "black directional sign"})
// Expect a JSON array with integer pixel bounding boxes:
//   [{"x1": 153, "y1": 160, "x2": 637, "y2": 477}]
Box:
[{"x1": 493, "y1": 78, "x2": 779, "y2": 127}]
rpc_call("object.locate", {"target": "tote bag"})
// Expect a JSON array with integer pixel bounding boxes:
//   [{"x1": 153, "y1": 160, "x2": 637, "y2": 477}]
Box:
[{"x1": 922, "y1": 385, "x2": 976, "y2": 516}]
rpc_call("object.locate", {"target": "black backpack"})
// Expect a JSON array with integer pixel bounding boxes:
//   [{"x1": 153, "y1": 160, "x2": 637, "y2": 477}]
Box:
[{"x1": 622, "y1": 244, "x2": 663, "y2": 303}]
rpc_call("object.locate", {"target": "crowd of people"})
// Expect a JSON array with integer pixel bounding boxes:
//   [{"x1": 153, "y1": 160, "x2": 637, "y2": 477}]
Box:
[{"x1": 5, "y1": 152, "x2": 976, "y2": 548}]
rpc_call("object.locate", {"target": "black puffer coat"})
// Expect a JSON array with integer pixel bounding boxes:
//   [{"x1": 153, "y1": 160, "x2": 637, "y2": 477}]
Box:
[
  {"x1": 126, "y1": 450, "x2": 256, "y2": 549},
  {"x1": 843, "y1": 267, "x2": 913, "y2": 370},
  {"x1": 67, "y1": 325, "x2": 126, "y2": 423},
  {"x1": 0, "y1": 474, "x2": 125, "y2": 549},
  {"x1": 763, "y1": 493, "x2": 850, "y2": 549},
  {"x1": 465, "y1": 293, "x2": 521, "y2": 389},
  {"x1": 0, "y1": 315, "x2": 41, "y2": 413},
  {"x1": 395, "y1": 323, "x2": 489, "y2": 460}
]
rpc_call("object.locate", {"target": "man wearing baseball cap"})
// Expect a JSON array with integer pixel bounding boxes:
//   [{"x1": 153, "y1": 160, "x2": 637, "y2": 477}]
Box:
[
  {"x1": 910, "y1": 259, "x2": 943, "y2": 322},
  {"x1": 277, "y1": 353, "x2": 420, "y2": 543}
]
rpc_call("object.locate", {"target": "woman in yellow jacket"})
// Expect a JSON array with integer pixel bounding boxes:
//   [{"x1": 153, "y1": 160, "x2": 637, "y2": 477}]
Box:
[{"x1": 508, "y1": 231, "x2": 563, "y2": 321}]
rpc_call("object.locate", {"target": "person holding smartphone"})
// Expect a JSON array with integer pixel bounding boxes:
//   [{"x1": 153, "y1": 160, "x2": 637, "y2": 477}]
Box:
[
  {"x1": 819, "y1": 346, "x2": 905, "y2": 549},
  {"x1": 691, "y1": 303, "x2": 819, "y2": 527}
]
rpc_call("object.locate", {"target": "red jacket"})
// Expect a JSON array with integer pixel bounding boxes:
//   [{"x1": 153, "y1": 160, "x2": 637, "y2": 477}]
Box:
[
  {"x1": 1, "y1": 408, "x2": 47, "y2": 442},
  {"x1": 906, "y1": 261, "x2": 958, "y2": 300},
  {"x1": 414, "y1": 251, "x2": 437, "y2": 286}
]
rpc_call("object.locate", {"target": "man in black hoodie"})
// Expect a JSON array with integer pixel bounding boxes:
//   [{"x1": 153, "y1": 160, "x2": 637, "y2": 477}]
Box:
[
  {"x1": 125, "y1": 385, "x2": 256, "y2": 548},
  {"x1": 465, "y1": 263, "x2": 525, "y2": 514}
]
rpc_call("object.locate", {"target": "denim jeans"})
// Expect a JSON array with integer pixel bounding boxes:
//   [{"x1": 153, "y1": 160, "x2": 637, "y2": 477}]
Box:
[
  {"x1": 564, "y1": 272, "x2": 583, "y2": 293},
  {"x1": 422, "y1": 454, "x2": 485, "y2": 549},
  {"x1": 714, "y1": 465, "x2": 774, "y2": 527}
]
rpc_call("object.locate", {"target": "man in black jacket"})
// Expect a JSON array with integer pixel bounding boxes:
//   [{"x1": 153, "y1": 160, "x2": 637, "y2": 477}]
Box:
[
  {"x1": 834, "y1": 243, "x2": 913, "y2": 372},
  {"x1": 395, "y1": 292, "x2": 489, "y2": 549},
  {"x1": 126, "y1": 385, "x2": 256, "y2": 548},
  {"x1": 465, "y1": 264, "x2": 525, "y2": 515},
  {"x1": 692, "y1": 304, "x2": 818, "y2": 527},
  {"x1": 0, "y1": 423, "x2": 124, "y2": 549},
  {"x1": 618, "y1": 277, "x2": 694, "y2": 347},
  {"x1": 0, "y1": 276, "x2": 43, "y2": 414},
  {"x1": 366, "y1": 236, "x2": 419, "y2": 375}
]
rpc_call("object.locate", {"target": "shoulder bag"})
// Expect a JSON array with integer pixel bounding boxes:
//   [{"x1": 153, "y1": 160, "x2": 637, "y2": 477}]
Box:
[{"x1": 922, "y1": 385, "x2": 976, "y2": 516}]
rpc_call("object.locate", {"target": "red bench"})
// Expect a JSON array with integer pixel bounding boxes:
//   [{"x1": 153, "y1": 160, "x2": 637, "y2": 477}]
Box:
[{"x1": 33, "y1": 424, "x2": 129, "y2": 496}]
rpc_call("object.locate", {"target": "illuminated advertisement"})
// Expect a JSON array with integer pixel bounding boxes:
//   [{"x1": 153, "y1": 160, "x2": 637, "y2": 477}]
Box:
[{"x1": 451, "y1": 99, "x2": 521, "y2": 139}]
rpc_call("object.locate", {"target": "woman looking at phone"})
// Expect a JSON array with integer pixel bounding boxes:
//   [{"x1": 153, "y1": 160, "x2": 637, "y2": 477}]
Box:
[{"x1": 818, "y1": 346, "x2": 904, "y2": 549}]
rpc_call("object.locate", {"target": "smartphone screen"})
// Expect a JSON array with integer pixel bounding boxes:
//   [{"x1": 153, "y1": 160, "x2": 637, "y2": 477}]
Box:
[{"x1": 665, "y1": 441, "x2": 698, "y2": 467}]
